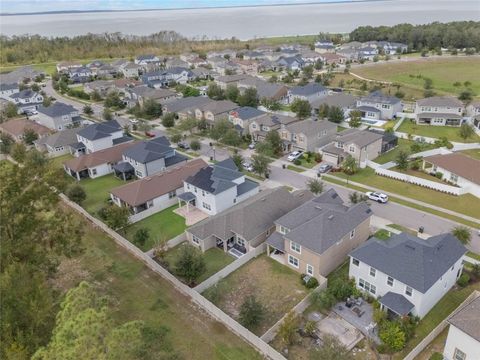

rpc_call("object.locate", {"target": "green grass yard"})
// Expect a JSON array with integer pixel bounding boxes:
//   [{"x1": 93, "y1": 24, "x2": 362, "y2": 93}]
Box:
[
  {"x1": 124, "y1": 205, "x2": 186, "y2": 251},
  {"x1": 373, "y1": 139, "x2": 421, "y2": 164},
  {"x1": 81, "y1": 175, "x2": 126, "y2": 215},
  {"x1": 287, "y1": 164, "x2": 305, "y2": 173},
  {"x1": 398, "y1": 120, "x2": 480, "y2": 143},
  {"x1": 460, "y1": 148, "x2": 480, "y2": 160}
]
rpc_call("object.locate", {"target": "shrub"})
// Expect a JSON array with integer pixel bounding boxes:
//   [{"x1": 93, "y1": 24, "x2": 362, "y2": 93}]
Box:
[
  {"x1": 133, "y1": 228, "x2": 150, "y2": 247},
  {"x1": 301, "y1": 275, "x2": 319, "y2": 289},
  {"x1": 310, "y1": 289, "x2": 336, "y2": 310},
  {"x1": 379, "y1": 321, "x2": 406, "y2": 352},
  {"x1": 66, "y1": 184, "x2": 86, "y2": 204},
  {"x1": 293, "y1": 159, "x2": 301, "y2": 166},
  {"x1": 329, "y1": 278, "x2": 354, "y2": 300},
  {"x1": 190, "y1": 139, "x2": 201, "y2": 151},
  {"x1": 314, "y1": 153, "x2": 322, "y2": 163},
  {"x1": 174, "y1": 245, "x2": 206, "y2": 286},
  {"x1": 239, "y1": 295, "x2": 265, "y2": 329},
  {"x1": 435, "y1": 172, "x2": 443, "y2": 179},
  {"x1": 304, "y1": 320, "x2": 317, "y2": 337},
  {"x1": 457, "y1": 273, "x2": 470, "y2": 287},
  {"x1": 429, "y1": 352, "x2": 443, "y2": 360}
]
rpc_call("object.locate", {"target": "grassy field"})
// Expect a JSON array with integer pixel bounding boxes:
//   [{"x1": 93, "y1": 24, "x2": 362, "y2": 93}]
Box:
[
  {"x1": 373, "y1": 139, "x2": 430, "y2": 164},
  {"x1": 398, "y1": 120, "x2": 480, "y2": 143},
  {"x1": 354, "y1": 57, "x2": 480, "y2": 97},
  {"x1": 460, "y1": 148, "x2": 480, "y2": 160},
  {"x1": 81, "y1": 175, "x2": 126, "y2": 215},
  {"x1": 163, "y1": 245, "x2": 235, "y2": 284},
  {"x1": 124, "y1": 205, "x2": 186, "y2": 251},
  {"x1": 55, "y1": 204, "x2": 262, "y2": 360}
]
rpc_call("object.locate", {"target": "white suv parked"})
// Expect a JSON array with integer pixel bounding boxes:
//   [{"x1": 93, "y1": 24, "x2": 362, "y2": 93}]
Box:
[{"x1": 366, "y1": 191, "x2": 389, "y2": 203}]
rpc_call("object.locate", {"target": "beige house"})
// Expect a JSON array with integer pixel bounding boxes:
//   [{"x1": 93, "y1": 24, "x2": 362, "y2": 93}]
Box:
[
  {"x1": 266, "y1": 188, "x2": 372, "y2": 278},
  {"x1": 194, "y1": 100, "x2": 239, "y2": 126},
  {"x1": 321, "y1": 129, "x2": 383, "y2": 168},
  {"x1": 279, "y1": 119, "x2": 337, "y2": 153},
  {"x1": 415, "y1": 96, "x2": 464, "y2": 126},
  {"x1": 249, "y1": 113, "x2": 299, "y2": 141}
]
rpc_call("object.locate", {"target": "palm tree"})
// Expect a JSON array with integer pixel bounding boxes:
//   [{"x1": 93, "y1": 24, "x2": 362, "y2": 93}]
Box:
[
  {"x1": 341, "y1": 155, "x2": 357, "y2": 176},
  {"x1": 452, "y1": 226, "x2": 471, "y2": 245}
]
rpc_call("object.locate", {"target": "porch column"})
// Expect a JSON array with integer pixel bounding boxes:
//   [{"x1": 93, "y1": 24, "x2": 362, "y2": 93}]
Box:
[
  {"x1": 223, "y1": 239, "x2": 228, "y2": 252},
  {"x1": 267, "y1": 245, "x2": 271, "y2": 256},
  {"x1": 421, "y1": 160, "x2": 426, "y2": 171},
  {"x1": 76, "y1": 172, "x2": 80, "y2": 181}
]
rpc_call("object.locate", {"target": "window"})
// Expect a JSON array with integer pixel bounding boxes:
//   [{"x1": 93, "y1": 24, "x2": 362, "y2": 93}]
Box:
[
  {"x1": 352, "y1": 258, "x2": 359, "y2": 266},
  {"x1": 135, "y1": 170, "x2": 143, "y2": 177},
  {"x1": 168, "y1": 191, "x2": 176, "y2": 199},
  {"x1": 251, "y1": 124, "x2": 257, "y2": 129},
  {"x1": 290, "y1": 241, "x2": 301, "y2": 254},
  {"x1": 288, "y1": 255, "x2": 299, "y2": 268},
  {"x1": 306, "y1": 264, "x2": 314, "y2": 276},
  {"x1": 450, "y1": 173, "x2": 458, "y2": 183},
  {"x1": 192, "y1": 236, "x2": 200, "y2": 245},
  {"x1": 202, "y1": 202, "x2": 211, "y2": 211},
  {"x1": 349, "y1": 145, "x2": 355, "y2": 153},
  {"x1": 91, "y1": 168, "x2": 97, "y2": 176},
  {"x1": 236, "y1": 237, "x2": 246, "y2": 247},
  {"x1": 369, "y1": 267, "x2": 376, "y2": 277},
  {"x1": 405, "y1": 286, "x2": 413, "y2": 297},
  {"x1": 280, "y1": 226, "x2": 289, "y2": 234},
  {"x1": 350, "y1": 229, "x2": 355, "y2": 239},
  {"x1": 359, "y1": 278, "x2": 376, "y2": 295},
  {"x1": 387, "y1": 276, "x2": 394, "y2": 287},
  {"x1": 454, "y1": 348, "x2": 466, "y2": 360}
]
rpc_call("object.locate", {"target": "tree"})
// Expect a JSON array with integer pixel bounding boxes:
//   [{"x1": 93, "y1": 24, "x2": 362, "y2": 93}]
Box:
[
  {"x1": 395, "y1": 150, "x2": 410, "y2": 170},
  {"x1": 264, "y1": 130, "x2": 283, "y2": 156},
  {"x1": 459, "y1": 123, "x2": 475, "y2": 140},
  {"x1": 307, "y1": 178, "x2": 324, "y2": 195},
  {"x1": 143, "y1": 98, "x2": 162, "y2": 119},
  {"x1": 103, "y1": 108, "x2": 113, "y2": 120},
  {"x1": 221, "y1": 129, "x2": 242, "y2": 146},
  {"x1": 170, "y1": 133, "x2": 182, "y2": 144},
  {"x1": 341, "y1": 155, "x2": 357, "y2": 175},
  {"x1": 207, "y1": 83, "x2": 225, "y2": 100},
  {"x1": 66, "y1": 184, "x2": 86, "y2": 204},
  {"x1": 452, "y1": 226, "x2": 471, "y2": 245},
  {"x1": 239, "y1": 295, "x2": 265, "y2": 329},
  {"x1": 161, "y1": 112, "x2": 176, "y2": 128},
  {"x1": 102, "y1": 205, "x2": 130, "y2": 232},
  {"x1": 104, "y1": 91, "x2": 125, "y2": 109},
  {"x1": 190, "y1": 139, "x2": 201, "y2": 151},
  {"x1": 133, "y1": 228, "x2": 150, "y2": 247},
  {"x1": 174, "y1": 245, "x2": 206, "y2": 286},
  {"x1": 1, "y1": 102, "x2": 18, "y2": 119},
  {"x1": 458, "y1": 89, "x2": 474, "y2": 101},
  {"x1": 348, "y1": 110, "x2": 362, "y2": 128},
  {"x1": 232, "y1": 152, "x2": 244, "y2": 171},
  {"x1": 178, "y1": 117, "x2": 198, "y2": 135},
  {"x1": 42, "y1": 96, "x2": 52, "y2": 107},
  {"x1": 23, "y1": 128, "x2": 39, "y2": 145},
  {"x1": 225, "y1": 84, "x2": 239, "y2": 102},
  {"x1": 209, "y1": 119, "x2": 232, "y2": 141},
  {"x1": 328, "y1": 106, "x2": 345, "y2": 123},
  {"x1": 291, "y1": 99, "x2": 312, "y2": 119},
  {"x1": 90, "y1": 89, "x2": 103, "y2": 101},
  {"x1": 252, "y1": 154, "x2": 270, "y2": 177},
  {"x1": 317, "y1": 103, "x2": 330, "y2": 119},
  {"x1": 238, "y1": 87, "x2": 259, "y2": 107},
  {"x1": 10, "y1": 142, "x2": 27, "y2": 162},
  {"x1": 309, "y1": 335, "x2": 353, "y2": 360},
  {"x1": 303, "y1": 65, "x2": 314, "y2": 79},
  {"x1": 0, "y1": 133, "x2": 14, "y2": 154},
  {"x1": 277, "y1": 311, "x2": 299, "y2": 346},
  {"x1": 349, "y1": 192, "x2": 368, "y2": 204},
  {"x1": 83, "y1": 104, "x2": 94, "y2": 116},
  {"x1": 379, "y1": 321, "x2": 406, "y2": 352}
]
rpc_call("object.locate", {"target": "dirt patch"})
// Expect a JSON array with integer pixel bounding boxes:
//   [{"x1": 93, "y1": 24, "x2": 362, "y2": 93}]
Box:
[{"x1": 50, "y1": 257, "x2": 90, "y2": 292}]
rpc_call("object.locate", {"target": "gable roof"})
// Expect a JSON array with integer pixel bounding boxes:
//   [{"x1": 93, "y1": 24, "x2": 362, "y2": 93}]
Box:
[
  {"x1": 122, "y1": 136, "x2": 176, "y2": 163},
  {"x1": 253, "y1": 113, "x2": 298, "y2": 128},
  {"x1": 290, "y1": 83, "x2": 327, "y2": 96},
  {"x1": 230, "y1": 106, "x2": 265, "y2": 120},
  {"x1": 448, "y1": 294, "x2": 480, "y2": 342},
  {"x1": 163, "y1": 96, "x2": 212, "y2": 113},
  {"x1": 188, "y1": 187, "x2": 314, "y2": 241},
  {"x1": 359, "y1": 91, "x2": 401, "y2": 105},
  {"x1": 424, "y1": 153, "x2": 480, "y2": 185},
  {"x1": 332, "y1": 128, "x2": 384, "y2": 148},
  {"x1": 37, "y1": 102, "x2": 77, "y2": 117},
  {"x1": 276, "y1": 189, "x2": 372, "y2": 254},
  {"x1": 285, "y1": 119, "x2": 336, "y2": 136},
  {"x1": 198, "y1": 100, "x2": 239, "y2": 115},
  {"x1": 312, "y1": 93, "x2": 357, "y2": 109},
  {"x1": 350, "y1": 233, "x2": 467, "y2": 293},
  {"x1": 0, "y1": 118, "x2": 51, "y2": 137},
  {"x1": 110, "y1": 159, "x2": 207, "y2": 206},
  {"x1": 34, "y1": 127, "x2": 81, "y2": 148},
  {"x1": 10, "y1": 89, "x2": 41, "y2": 100},
  {"x1": 77, "y1": 119, "x2": 122, "y2": 140},
  {"x1": 416, "y1": 96, "x2": 464, "y2": 108}
]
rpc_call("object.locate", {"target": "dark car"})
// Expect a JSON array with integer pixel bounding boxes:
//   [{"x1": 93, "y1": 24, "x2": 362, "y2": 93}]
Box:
[
  {"x1": 178, "y1": 142, "x2": 190, "y2": 150},
  {"x1": 145, "y1": 131, "x2": 156, "y2": 138},
  {"x1": 317, "y1": 163, "x2": 332, "y2": 174}
]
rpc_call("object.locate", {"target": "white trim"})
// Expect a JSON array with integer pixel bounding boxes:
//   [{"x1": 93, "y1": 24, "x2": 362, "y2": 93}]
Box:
[{"x1": 288, "y1": 254, "x2": 299, "y2": 268}]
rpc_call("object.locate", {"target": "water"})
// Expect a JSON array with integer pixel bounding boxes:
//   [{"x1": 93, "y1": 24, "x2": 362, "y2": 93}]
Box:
[{"x1": 0, "y1": 0, "x2": 478, "y2": 39}]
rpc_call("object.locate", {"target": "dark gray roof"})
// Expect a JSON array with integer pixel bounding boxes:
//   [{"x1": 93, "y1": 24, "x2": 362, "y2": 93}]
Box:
[
  {"x1": 163, "y1": 96, "x2": 212, "y2": 113},
  {"x1": 178, "y1": 191, "x2": 196, "y2": 202},
  {"x1": 188, "y1": 187, "x2": 313, "y2": 241},
  {"x1": 112, "y1": 135, "x2": 134, "y2": 145},
  {"x1": 231, "y1": 106, "x2": 265, "y2": 120},
  {"x1": 359, "y1": 91, "x2": 401, "y2": 105},
  {"x1": 34, "y1": 127, "x2": 81, "y2": 148},
  {"x1": 113, "y1": 162, "x2": 134, "y2": 173},
  {"x1": 448, "y1": 295, "x2": 480, "y2": 341},
  {"x1": 0, "y1": 83, "x2": 19, "y2": 91},
  {"x1": 276, "y1": 189, "x2": 372, "y2": 254},
  {"x1": 165, "y1": 153, "x2": 188, "y2": 167},
  {"x1": 10, "y1": 89, "x2": 40, "y2": 100},
  {"x1": 417, "y1": 96, "x2": 464, "y2": 108},
  {"x1": 350, "y1": 233, "x2": 467, "y2": 293},
  {"x1": 417, "y1": 112, "x2": 462, "y2": 119},
  {"x1": 266, "y1": 231, "x2": 285, "y2": 251},
  {"x1": 38, "y1": 102, "x2": 77, "y2": 117},
  {"x1": 77, "y1": 120, "x2": 121, "y2": 140},
  {"x1": 290, "y1": 83, "x2": 327, "y2": 96},
  {"x1": 332, "y1": 128, "x2": 384, "y2": 148},
  {"x1": 137, "y1": 54, "x2": 157, "y2": 61},
  {"x1": 379, "y1": 292, "x2": 415, "y2": 316},
  {"x1": 69, "y1": 142, "x2": 86, "y2": 150},
  {"x1": 357, "y1": 105, "x2": 381, "y2": 113},
  {"x1": 312, "y1": 93, "x2": 357, "y2": 110},
  {"x1": 123, "y1": 136, "x2": 175, "y2": 163},
  {"x1": 237, "y1": 179, "x2": 259, "y2": 196}
]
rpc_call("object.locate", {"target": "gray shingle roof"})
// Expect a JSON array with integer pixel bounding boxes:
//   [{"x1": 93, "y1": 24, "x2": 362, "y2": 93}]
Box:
[
  {"x1": 10, "y1": 89, "x2": 40, "y2": 100},
  {"x1": 357, "y1": 105, "x2": 381, "y2": 113},
  {"x1": 448, "y1": 295, "x2": 480, "y2": 342},
  {"x1": 312, "y1": 93, "x2": 357, "y2": 110},
  {"x1": 286, "y1": 119, "x2": 336, "y2": 135},
  {"x1": 265, "y1": 231, "x2": 285, "y2": 251},
  {"x1": 290, "y1": 83, "x2": 327, "y2": 96},
  {"x1": 163, "y1": 96, "x2": 212, "y2": 113},
  {"x1": 332, "y1": 128, "x2": 384, "y2": 148},
  {"x1": 350, "y1": 233, "x2": 467, "y2": 293},
  {"x1": 417, "y1": 96, "x2": 464, "y2": 108},
  {"x1": 360, "y1": 91, "x2": 401, "y2": 105},
  {"x1": 122, "y1": 136, "x2": 178, "y2": 163},
  {"x1": 77, "y1": 120, "x2": 121, "y2": 140},
  {"x1": 0, "y1": 83, "x2": 19, "y2": 91},
  {"x1": 277, "y1": 189, "x2": 372, "y2": 254},
  {"x1": 379, "y1": 292, "x2": 415, "y2": 316},
  {"x1": 188, "y1": 187, "x2": 314, "y2": 241},
  {"x1": 34, "y1": 127, "x2": 81, "y2": 148},
  {"x1": 38, "y1": 102, "x2": 77, "y2": 118},
  {"x1": 231, "y1": 106, "x2": 265, "y2": 120}
]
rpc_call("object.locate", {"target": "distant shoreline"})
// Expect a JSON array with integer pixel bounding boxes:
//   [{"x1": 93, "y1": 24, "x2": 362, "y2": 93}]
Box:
[{"x1": 0, "y1": 0, "x2": 380, "y2": 16}]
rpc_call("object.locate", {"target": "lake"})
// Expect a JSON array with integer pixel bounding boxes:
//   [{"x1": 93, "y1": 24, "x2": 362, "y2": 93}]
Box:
[{"x1": 0, "y1": 0, "x2": 478, "y2": 39}]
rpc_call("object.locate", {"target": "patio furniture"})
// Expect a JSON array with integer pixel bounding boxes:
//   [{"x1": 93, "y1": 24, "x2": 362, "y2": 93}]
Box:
[
  {"x1": 355, "y1": 298, "x2": 363, "y2": 306},
  {"x1": 352, "y1": 307, "x2": 365, "y2": 318}
]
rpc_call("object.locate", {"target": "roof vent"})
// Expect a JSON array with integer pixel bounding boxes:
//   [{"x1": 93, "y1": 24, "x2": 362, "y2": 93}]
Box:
[{"x1": 328, "y1": 215, "x2": 334, "y2": 220}]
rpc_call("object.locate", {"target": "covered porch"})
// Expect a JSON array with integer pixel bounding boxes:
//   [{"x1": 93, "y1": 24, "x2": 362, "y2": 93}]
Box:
[
  {"x1": 175, "y1": 192, "x2": 208, "y2": 226},
  {"x1": 65, "y1": 166, "x2": 89, "y2": 181},
  {"x1": 379, "y1": 291, "x2": 414, "y2": 320},
  {"x1": 215, "y1": 234, "x2": 248, "y2": 259},
  {"x1": 113, "y1": 162, "x2": 135, "y2": 181},
  {"x1": 265, "y1": 231, "x2": 286, "y2": 264}
]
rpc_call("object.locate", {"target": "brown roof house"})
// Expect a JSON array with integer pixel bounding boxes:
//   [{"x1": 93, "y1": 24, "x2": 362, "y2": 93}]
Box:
[
  {"x1": 249, "y1": 113, "x2": 299, "y2": 142},
  {"x1": 194, "y1": 100, "x2": 239, "y2": 126},
  {"x1": 278, "y1": 119, "x2": 337, "y2": 153},
  {"x1": 423, "y1": 152, "x2": 480, "y2": 198},
  {"x1": 0, "y1": 118, "x2": 51, "y2": 142},
  {"x1": 110, "y1": 158, "x2": 207, "y2": 223},
  {"x1": 266, "y1": 188, "x2": 372, "y2": 279}
]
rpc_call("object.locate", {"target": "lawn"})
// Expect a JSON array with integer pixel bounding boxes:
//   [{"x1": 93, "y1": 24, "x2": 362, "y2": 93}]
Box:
[
  {"x1": 124, "y1": 205, "x2": 186, "y2": 251},
  {"x1": 162, "y1": 244, "x2": 235, "y2": 284},
  {"x1": 297, "y1": 156, "x2": 318, "y2": 169},
  {"x1": 394, "y1": 167, "x2": 447, "y2": 184},
  {"x1": 50, "y1": 153, "x2": 74, "y2": 169},
  {"x1": 460, "y1": 148, "x2": 480, "y2": 160},
  {"x1": 81, "y1": 175, "x2": 126, "y2": 215},
  {"x1": 414, "y1": 328, "x2": 448, "y2": 360},
  {"x1": 373, "y1": 139, "x2": 422, "y2": 164},
  {"x1": 287, "y1": 164, "x2": 304, "y2": 173},
  {"x1": 354, "y1": 57, "x2": 480, "y2": 96},
  {"x1": 331, "y1": 167, "x2": 480, "y2": 219},
  {"x1": 202, "y1": 255, "x2": 310, "y2": 336},
  {"x1": 55, "y1": 204, "x2": 262, "y2": 360},
  {"x1": 398, "y1": 120, "x2": 480, "y2": 143}
]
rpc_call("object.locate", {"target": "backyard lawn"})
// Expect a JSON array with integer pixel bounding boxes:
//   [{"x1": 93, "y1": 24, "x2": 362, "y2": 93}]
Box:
[
  {"x1": 461, "y1": 148, "x2": 480, "y2": 160},
  {"x1": 81, "y1": 174, "x2": 126, "y2": 215},
  {"x1": 397, "y1": 120, "x2": 480, "y2": 143},
  {"x1": 162, "y1": 244, "x2": 235, "y2": 284},
  {"x1": 124, "y1": 205, "x2": 186, "y2": 251},
  {"x1": 56, "y1": 204, "x2": 261, "y2": 360},
  {"x1": 331, "y1": 168, "x2": 480, "y2": 219},
  {"x1": 202, "y1": 255, "x2": 310, "y2": 336},
  {"x1": 373, "y1": 139, "x2": 417, "y2": 164}
]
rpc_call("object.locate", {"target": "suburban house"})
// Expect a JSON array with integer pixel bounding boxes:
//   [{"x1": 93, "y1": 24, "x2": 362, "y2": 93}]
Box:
[
  {"x1": 279, "y1": 119, "x2": 337, "y2": 153},
  {"x1": 466, "y1": 101, "x2": 480, "y2": 130},
  {"x1": 0, "y1": 118, "x2": 51, "y2": 143},
  {"x1": 56, "y1": 61, "x2": 83, "y2": 73},
  {"x1": 162, "y1": 96, "x2": 213, "y2": 120},
  {"x1": 0, "y1": 83, "x2": 20, "y2": 100},
  {"x1": 83, "y1": 80, "x2": 116, "y2": 96},
  {"x1": 215, "y1": 74, "x2": 251, "y2": 89},
  {"x1": 67, "y1": 66, "x2": 93, "y2": 83},
  {"x1": 349, "y1": 232, "x2": 466, "y2": 318},
  {"x1": 377, "y1": 41, "x2": 408, "y2": 54},
  {"x1": 187, "y1": 187, "x2": 313, "y2": 258},
  {"x1": 443, "y1": 294, "x2": 480, "y2": 360},
  {"x1": 314, "y1": 41, "x2": 335, "y2": 53},
  {"x1": 34, "y1": 127, "x2": 82, "y2": 157},
  {"x1": 194, "y1": 100, "x2": 239, "y2": 125},
  {"x1": 266, "y1": 188, "x2": 372, "y2": 278},
  {"x1": 180, "y1": 158, "x2": 259, "y2": 216},
  {"x1": 35, "y1": 102, "x2": 81, "y2": 130},
  {"x1": 135, "y1": 54, "x2": 160, "y2": 66},
  {"x1": 231, "y1": 59, "x2": 259, "y2": 75},
  {"x1": 423, "y1": 153, "x2": 480, "y2": 197},
  {"x1": 120, "y1": 62, "x2": 142, "y2": 78},
  {"x1": 125, "y1": 86, "x2": 176, "y2": 107},
  {"x1": 117, "y1": 136, "x2": 187, "y2": 179},
  {"x1": 414, "y1": 96, "x2": 464, "y2": 126},
  {"x1": 321, "y1": 129, "x2": 384, "y2": 167},
  {"x1": 0, "y1": 66, "x2": 44, "y2": 85},
  {"x1": 73, "y1": 120, "x2": 131, "y2": 156},
  {"x1": 276, "y1": 56, "x2": 305, "y2": 71},
  {"x1": 287, "y1": 83, "x2": 329, "y2": 104},
  {"x1": 110, "y1": 158, "x2": 207, "y2": 222},
  {"x1": 237, "y1": 77, "x2": 288, "y2": 103},
  {"x1": 312, "y1": 93, "x2": 357, "y2": 118},
  {"x1": 9, "y1": 89, "x2": 44, "y2": 113},
  {"x1": 142, "y1": 68, "x2": 193, "y2": 88},
  {"x1": 63, "y1": 141, "x2": 136, "y2": 180},
  {"x1": 249, "y1": 113, "x2": 299, "y2": 142},
  {"x1": 356, "y1": 91, "x2": 402, "y2": 121},
  {"x1": 165, "y1": 57, "x2": 190, "y2": 69},
  {"x1": 96, "y1": 64, "x2": 118, "y2": 78},
  {"x1": 228, "y1": 106, "x2": 266, "y2": 135},
  {"x1": 319, "y1": 53, "x2": 347, "y2": 65}
]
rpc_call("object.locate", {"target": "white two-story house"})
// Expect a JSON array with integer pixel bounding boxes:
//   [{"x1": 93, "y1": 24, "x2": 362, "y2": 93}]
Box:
[
  {"x1": 36, "y1": 102, "x2": 81, "y2": 131},
  {"x1": 180, "y1": 158, "x2": 259, "y2": 216},
  {"x1": 0, "y1": 83, "x2": 20, "y2": 100},
  {"x1": 9, "y1": 89, "x2": 44, "y2": 113},
  {"x1": 349, "y1": 232, "x2": 466, "y2": 318},
  {"x1": 356, "y1": 91, "x2": 402, "y2": 121},
  {"x1": 415, "y1": 96, "x2": 464, "y2": 126}
]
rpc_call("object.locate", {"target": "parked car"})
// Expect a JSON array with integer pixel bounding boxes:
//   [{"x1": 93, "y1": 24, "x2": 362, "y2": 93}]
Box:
[
  {"x1": 145, "y1": 131, "x2": 155, "y2": 138},
  {"x1": 24, "y1": 109, "x2": 38, "y2": 116},
  {"x1": 317, "y1": 163, "x2": 332, "y2": 174},
  {"x1": 366, "y1": 192, "x2": 388, "y2": 203},
  {"x1": 178, "y1": 142, "x2": 190, "y2": 150},
  {"x1": 242, "y1": 161, "x2": 254, "y2": 172},
  {"x1": 129, "y1": 118, "x2": 139, "y2": 124},
  {"x1": 287, "y1": 151, "x2": 303, "y2": 162}
]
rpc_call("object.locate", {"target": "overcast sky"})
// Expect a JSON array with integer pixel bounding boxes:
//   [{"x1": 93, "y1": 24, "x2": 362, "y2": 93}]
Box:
[{"x1": 0, "y1": 0, "x2": 359, "y2": 14}]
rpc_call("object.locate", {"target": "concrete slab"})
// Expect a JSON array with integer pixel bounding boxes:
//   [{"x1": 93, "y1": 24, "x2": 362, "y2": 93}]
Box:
[{"x1": 316, "y1": 313, "x2": 363, "y2": 350}]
